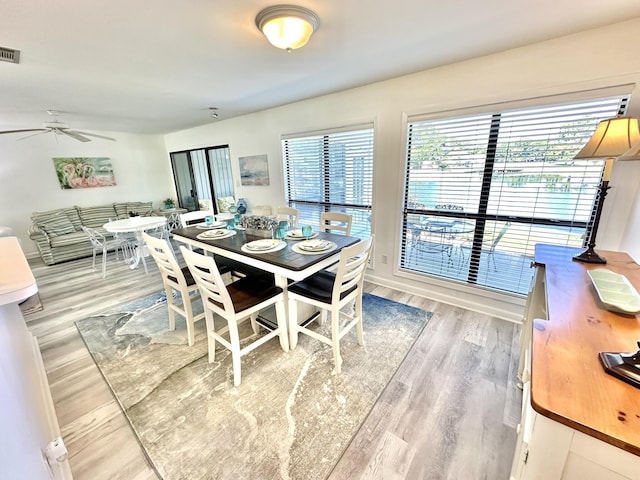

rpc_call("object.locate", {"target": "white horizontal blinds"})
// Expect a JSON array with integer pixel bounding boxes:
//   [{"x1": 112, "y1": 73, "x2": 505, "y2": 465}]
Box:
[
  {"x1": 283, "y1": 125, "x2": 374, "y2": 237},
  {"x1": 406, "y1": 114, "x2": 492, "y2": 213},
  {"x1": 489, "y1": 99, "x2": 625, "y2": 222},
  {"x1": 401, "y1": 94, "x2": 628, "y2": 294}
]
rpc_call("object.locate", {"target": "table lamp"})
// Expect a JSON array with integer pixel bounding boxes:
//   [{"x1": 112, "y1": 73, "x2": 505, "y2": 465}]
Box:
[{"x1": 572, "y1": 116, "x2": 640, "y2": 264}]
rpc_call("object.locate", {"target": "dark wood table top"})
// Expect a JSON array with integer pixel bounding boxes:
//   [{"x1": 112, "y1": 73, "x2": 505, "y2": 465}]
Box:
[{"x1": 172, "y1": 227, "x2": 360, "y2": 274}]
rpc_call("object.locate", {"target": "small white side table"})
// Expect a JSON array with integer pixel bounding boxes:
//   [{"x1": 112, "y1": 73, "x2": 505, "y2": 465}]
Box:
[{"x1": 104, "y1": 216, "x2": 167, "y2": 273}]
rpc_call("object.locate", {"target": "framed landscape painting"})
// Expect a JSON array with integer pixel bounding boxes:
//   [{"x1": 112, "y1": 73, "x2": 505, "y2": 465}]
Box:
[
  {"x1": 239, "y1": 154, "x2": 269, "y2": 186},
  {"x1": 53, "y1": 157, "x2": 116, "y2": 189}
]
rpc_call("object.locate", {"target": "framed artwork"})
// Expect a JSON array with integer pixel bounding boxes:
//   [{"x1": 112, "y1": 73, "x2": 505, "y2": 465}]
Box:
[
  {"x1": 53, "y1": 157, "x2": 116, "y2": 189},
  {"x1": 239, "y1": 154, "x2": 269, "y2": 186}
]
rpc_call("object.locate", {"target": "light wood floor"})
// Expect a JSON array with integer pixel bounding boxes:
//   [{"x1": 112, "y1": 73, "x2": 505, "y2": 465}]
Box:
[{"x1": 25, "y1": 251, "x2": 521, "y2": 480}]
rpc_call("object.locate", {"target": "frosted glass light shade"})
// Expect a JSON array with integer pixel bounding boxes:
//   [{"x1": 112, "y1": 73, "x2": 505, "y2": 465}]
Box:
[{"x1": 256, "y1": 5, "x2": 319, "y2": 51}]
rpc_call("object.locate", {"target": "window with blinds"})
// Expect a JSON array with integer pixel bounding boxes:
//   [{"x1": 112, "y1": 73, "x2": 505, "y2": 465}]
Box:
[
  {"x1": 282, "y1": 125, "x2": 374, "y2": 237},
  {"x1": 401, "y1": 95, "x2": 629, "y2": 295}
]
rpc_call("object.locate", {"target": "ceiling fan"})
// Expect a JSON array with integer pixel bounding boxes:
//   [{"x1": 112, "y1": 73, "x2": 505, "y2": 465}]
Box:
[{"x1": 0, "y1": 110, "x2": 115, "y2": 142}]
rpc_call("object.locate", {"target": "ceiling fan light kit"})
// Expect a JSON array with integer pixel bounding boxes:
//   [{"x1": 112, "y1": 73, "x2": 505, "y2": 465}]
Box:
[
  {"x1": 255, "y1": 5, "x2": 319, "y2": 52},
  {"x1": 0, "y1": 110, "x2": 115, "y2": 142}
]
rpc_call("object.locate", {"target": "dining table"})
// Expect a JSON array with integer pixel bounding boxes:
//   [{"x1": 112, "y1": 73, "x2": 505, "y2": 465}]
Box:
[
  {"x1": 103, "y1": 216, "x2": 168, "y2": 273},
  {"x1": 171, "y1": 225, "x2": 361, "y2": 346},
  {"x1": 412, "y1": 217, "x2": 473, "y2": 252}
]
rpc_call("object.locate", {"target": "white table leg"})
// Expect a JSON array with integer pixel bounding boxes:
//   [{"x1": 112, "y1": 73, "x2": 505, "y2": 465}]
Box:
[{"x1": 274, "y1": 274, "x2": 291, "y2": 351}]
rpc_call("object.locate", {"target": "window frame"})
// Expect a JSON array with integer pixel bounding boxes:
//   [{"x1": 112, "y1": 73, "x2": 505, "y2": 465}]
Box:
[
  {"x1": 399, "y1": 87, "x2": 631, "y2": 295},
  {"x1": 281, "y1": 123, "x2": 374, "y2": 238}
]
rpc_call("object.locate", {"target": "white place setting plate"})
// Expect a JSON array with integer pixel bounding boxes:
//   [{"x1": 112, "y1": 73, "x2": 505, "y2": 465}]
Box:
[
  {"x1": 196, "y1": 221, "x2": 226, "y2": 229},
  {"x1": 292, "y1": 240, "x2": 337, "y2": 255},
  {"x1": 241, "y1": 239, "x2": 287, "y2": 254},
  {"x1": 196, "y1": 229, "x2": 237, "y2": 240},
  {"x1": 286, "y1": 229, "x2": 318, "y2": 240}
]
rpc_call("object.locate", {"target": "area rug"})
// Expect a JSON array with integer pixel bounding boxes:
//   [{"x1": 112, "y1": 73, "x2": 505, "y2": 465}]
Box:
[
  {"x1": 19, "y1": 293, "x2": 43, "y2": 315},
  {"x1": 76, "y1": 291, "x2": 431, "y2": 480}
]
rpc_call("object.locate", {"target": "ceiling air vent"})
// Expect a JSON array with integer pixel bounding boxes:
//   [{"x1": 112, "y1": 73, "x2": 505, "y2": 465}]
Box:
[{"x1": 0, "y1": 47, "x2": 20, "y2": 64}]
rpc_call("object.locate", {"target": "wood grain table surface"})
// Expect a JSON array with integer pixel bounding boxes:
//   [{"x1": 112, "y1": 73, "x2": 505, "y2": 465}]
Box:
[{"x1": 531, "y1": 244, "x2": 640, "y2": 456}]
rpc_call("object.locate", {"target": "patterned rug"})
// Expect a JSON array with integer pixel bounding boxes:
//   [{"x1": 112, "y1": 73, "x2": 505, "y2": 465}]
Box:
[{"x1": 76, "y1": 291, "x2": 431, "y2": 480}]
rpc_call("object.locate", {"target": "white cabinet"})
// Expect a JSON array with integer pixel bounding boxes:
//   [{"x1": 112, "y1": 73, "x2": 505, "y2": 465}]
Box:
[
  {"x1": 0, "y1": 237, "x2": 72, "y2": 480},
  {"x1": 511, "y1": 248, "x2": 640, "y2": 480},
  {"x1": 511, "y1": 381, "x2": 640, "y2": 480},
  {"x1": 517, "y1": 264, "x2": 547, "y2": 388}
]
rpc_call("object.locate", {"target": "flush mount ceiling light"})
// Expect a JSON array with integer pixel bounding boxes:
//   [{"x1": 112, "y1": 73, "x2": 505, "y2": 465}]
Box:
[{"x1": 255, "y1": 5, "x2": 319, "y2": 52}]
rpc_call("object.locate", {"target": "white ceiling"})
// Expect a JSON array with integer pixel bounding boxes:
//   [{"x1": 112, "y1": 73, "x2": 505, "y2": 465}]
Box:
[{"x1": 2, "y1": 0, "x2": 640, "y2": 136}]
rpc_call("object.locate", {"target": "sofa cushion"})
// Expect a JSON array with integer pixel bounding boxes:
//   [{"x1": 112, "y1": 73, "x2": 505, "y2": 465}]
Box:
[
  {"x1": 77, "y1": 205, "x2": 117, "y2": 228},
  {"x1": 126, "y1": 201, "x2": 153, "y2": 217},
  {"x1": 113, "y1": 202, "x2": 129, "y2": 219},
  {"x1": 32, "y1": 208, "x2": 84, "y2": 232},
  {"x1": 114, "y1": 201, "x2": 153, "y2": 218},
  {"x1": 65, "y1": 208, "x2": 83, "y2": 231},
  {"x1": 50, "y1": 230, "x2": 93, "y2": 248},
  {"x1": 216, "y1": 196, "x2": 236, "y2": 213},
  {"x1": 32, "y1": 208, "x2": 65, "y2": 225},
  {"x1": 37, "y1": 211, "x2": 76, "y2": 238}
]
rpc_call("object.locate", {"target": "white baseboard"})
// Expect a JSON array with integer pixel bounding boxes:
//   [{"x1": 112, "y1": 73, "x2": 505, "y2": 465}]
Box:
[{"x1": 364, "y1": 272, "x2": 525, "y2": 323}]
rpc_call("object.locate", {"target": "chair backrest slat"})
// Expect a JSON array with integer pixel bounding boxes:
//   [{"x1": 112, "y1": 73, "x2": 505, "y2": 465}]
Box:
[
  {"x1": 276, "y1": 207, "x2": 299, "y2": 227},
  {"x1": 180, "y1": 246, "x2": 232, "y2": 313},
  {"x1": 142, "y1": 232, "x2": 188, "y2": 288},
  {"x1": 179, "y1": 210, "x2": 211, "y2": 228},
  {"x1": 332, "y1": 236, "x2": 373, "y2": 302},
  {"x1": 320, "y1": 212, "x2": 352, "y2": 235}
]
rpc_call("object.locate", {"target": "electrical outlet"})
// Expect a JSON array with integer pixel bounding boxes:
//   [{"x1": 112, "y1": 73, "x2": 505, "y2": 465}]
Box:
[{"x1": 381, "y1": 254, "x2": 388, "y2": 264}]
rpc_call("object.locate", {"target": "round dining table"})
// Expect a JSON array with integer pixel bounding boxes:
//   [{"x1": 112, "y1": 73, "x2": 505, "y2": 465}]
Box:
[{"x1": 104, "y1": 216, "x2": 167, "y2": 273}]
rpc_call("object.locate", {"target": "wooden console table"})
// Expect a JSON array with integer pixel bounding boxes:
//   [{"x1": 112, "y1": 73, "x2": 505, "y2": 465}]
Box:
[{"x1": 512, "y1": 244, "x2": 640, "y2": 480}]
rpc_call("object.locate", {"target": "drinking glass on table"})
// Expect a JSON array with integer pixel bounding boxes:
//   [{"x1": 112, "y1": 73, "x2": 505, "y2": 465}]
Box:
[
  {"x1": 301, "y1": 225, "x2": 313, "y2": 239},
  {"x1": 275, "y1": 226, "x2": 287, "y2": 240},
  {"x1": 226, "y1": 219, "x2": 235, "y2": 230},
  {"x1": 205, "y1": 215, "x2": 214, "y2": 226}
]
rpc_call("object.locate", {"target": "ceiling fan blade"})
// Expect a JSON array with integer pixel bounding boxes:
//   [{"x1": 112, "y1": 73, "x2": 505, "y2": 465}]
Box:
[
  {"x1": 0, "y1": 128, "x2": 47, "y2": 135},
  {"x1": 73, "y1": 130, "x2": 116, "y2": 141},
  {"x1": 59, "y1": 129, "x2": 91, "y2": 142},
  {"x1": 17, "y1": 130, "x2": 52, "y2": 141}
]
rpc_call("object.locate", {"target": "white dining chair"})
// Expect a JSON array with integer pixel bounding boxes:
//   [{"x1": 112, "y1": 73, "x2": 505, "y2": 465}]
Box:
[
  {"x1": 81, "y1": 226, "x2": 134, "y2": 278},
  {"x1": 143, "y1": 233, "x2": 206, "y2": 346},
  {"x1": 252, "y1": 205, "x2": 273, "y2": 216},
  {"x1": 181, "y1": 246, "x2": 289, "y2": 386},
  {"x1": 179, "y1": 210, "x2": 212, "y2": 228},
  {"x1": 320, "y1": 212, "x2": 352, "y2": 235},
  {"x1": 287, "y1": 236, "x2": 373, "y2": 374},
  {"x1": 276, "y1": 206, "x2": 299, "y2": 227},
  {"x1": 177, "y1": 210, "x2": 254, "y2": 280}
]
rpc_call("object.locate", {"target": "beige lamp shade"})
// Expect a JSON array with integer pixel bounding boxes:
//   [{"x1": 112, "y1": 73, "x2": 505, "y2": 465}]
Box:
[
  {"x1": 619, "y1": 139, "x2": 640, "y2": 161},
  {"x1": 575, "y1": 116, "x2": 640, "y2": 160},
  {"x1": 256, "y1": 5, "x2": 319, "y2": 51}
]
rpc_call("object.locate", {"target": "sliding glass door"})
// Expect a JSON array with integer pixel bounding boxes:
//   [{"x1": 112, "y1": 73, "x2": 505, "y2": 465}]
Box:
[{"x1": 170, "y1": 145, "x2": 235, "y2": 212}]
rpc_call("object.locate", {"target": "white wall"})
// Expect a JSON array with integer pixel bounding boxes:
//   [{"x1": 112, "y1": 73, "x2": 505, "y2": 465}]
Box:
[
  {"x1": 165, "y1": 18, "x2": 640, "y2": 321},
  {"x1": 0, "y1": 132, "x2": 172, "y2": 255}
]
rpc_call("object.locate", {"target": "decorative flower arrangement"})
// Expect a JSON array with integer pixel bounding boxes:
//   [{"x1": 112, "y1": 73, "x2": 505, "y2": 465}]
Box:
[{"x1": 239, "y1": 215, "x2": 278, "y2": 230}]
